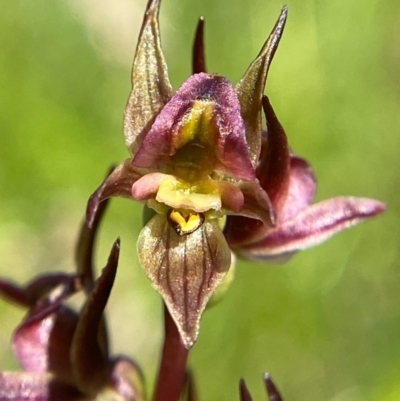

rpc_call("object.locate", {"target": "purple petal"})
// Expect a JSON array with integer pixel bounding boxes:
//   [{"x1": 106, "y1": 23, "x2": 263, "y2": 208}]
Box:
[
  {"x1": 12, "y1": 277, "x2": 80, "y2": 383},
  {"x1": 87, "y1": 160, "x2": 142, "y2": 228},
  {"x1": 224, "y1": 181, "x2": 275, "y2": 247},
  {"x1": 124, "y1": 0, "x2": 173, "y2": 155},
  {"x1": 137, "y1": 214, "x2": 231, "y2": 348},
  {"x1": 258, "y1": 96, "x2": 290, "y2": 213},
  {"x1": 239, "y1": 197, "x2": 386, "y2": 260},
  {"x1": 280, "y1": 155, "x2": 316, "y2": 222},
  {"x1": 132, "y1": 73, "x2": 255, "y2": 181},
  {"x1": 0, "y1": 372, "x2": 82, "y2": 401},
  {"x1": 223, "y1": 96, "x2": 291, "y2": 249},
  {"x1": 192, "y1": 18, "x2": 207, "y2": 74},
  {"x1": 13, "y1": 309, "x2": 78, "y2": 385},
  {"x1": 235, "y1": 7, "x2": 288, "y2": 167},
  {"x1": 236, "y1": 181, "x2": 276, "y2": 226},
  {"x1": 71, "y1": 240, "x2": 120, "y2": 395}
]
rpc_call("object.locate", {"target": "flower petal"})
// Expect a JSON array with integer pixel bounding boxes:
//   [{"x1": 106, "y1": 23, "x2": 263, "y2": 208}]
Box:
[
  {"x1": 137, "y1": 214, "x2": 231, "y2": 348},
  {"x1": 237, "y1": 181, "x2": 276, "y2": 226},
  {"x1": 223, "y1": 180, "x2": 275, "y2": 247},
  {"x1": 280, "y1": 155, "x2": 316, "y2": 222},
  {"x1": 87, "y1": 160, "x2": 142, "y2": 228},
  {"x1": 12, "y1": 276, "x2": 80, "y2": 384},
  {"x1": 0, "y1": 372, "x2": 82, "y2": 401},
  {"x1": 124, "y1": 0, "x2": 173, "y2": 154},
  {"x1": 71, "y1": 240, "x2": 120, "y2": 395},
  {"x1": 235, "y1": 6, "x2": 288, "y2": 167},
  {"x1": 258, "y1": 96, "x2": 290, "y2": 213},
  {"x1": 223, "y1": 97, "x2": 290, "y2": 249},
  {"x1": 192, "y1": 17, "x2": 207, "y2": 74},
  {"x1": 132, "y1": 73, "x2": 255, "y2": 181},
  {"x1": 239, "y1": 197, "x2": 386, "y2": 260}
]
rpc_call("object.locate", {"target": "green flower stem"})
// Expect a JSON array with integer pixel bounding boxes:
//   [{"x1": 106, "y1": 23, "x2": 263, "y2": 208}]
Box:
[{"x1": 153, "y1": 303, "x2": 189, "y2": 401}]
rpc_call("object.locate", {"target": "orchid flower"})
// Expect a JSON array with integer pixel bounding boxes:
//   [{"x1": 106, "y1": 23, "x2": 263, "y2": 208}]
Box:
[
  {"x1": 0, "y1": 197, "x2": 145, "y2": 401},
  {"x1": 87, "y1": 0, "x2": 385, "y2": 349}
]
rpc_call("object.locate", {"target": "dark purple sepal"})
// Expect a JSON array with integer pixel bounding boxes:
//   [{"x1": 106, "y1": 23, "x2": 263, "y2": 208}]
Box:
[
  {"x1": 0, "y1": 372, "x2": 83, "y2": 401},
  {"x1": 124, "y1": 0, "x2": 173, "y2": 155},
  {"x1": 0, "y1": 274, "x2": 73, "y2": 309},
  {"x1": 239, "y1": 379, "x2": 253, "y2": 401},
  {"x1": 235, "y1": 6, "x2": 288, "y2": 168},
  {"x1": 70, "y1": 239, "x2": 120, "y2": 395},
  {"x1": 132, "y1": 73, "x2": 255, "y2": 181},
  {"x1": 224, "y1": 154, "x2": 314, "y2": 249},
  {"x1": 192, "y1": 18, "x2": 207, "y2": 74},
  {"x1": 258, "y1": 96, "x2": 290, "y2": 212},
  {"x1": 87, "y1": 160, "x2": 142, "y2": 228}
]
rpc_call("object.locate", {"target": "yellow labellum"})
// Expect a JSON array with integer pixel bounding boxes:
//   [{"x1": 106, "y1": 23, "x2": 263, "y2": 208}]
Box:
[
  {"x1": 167, "y1": 209, "x2": 205, "y2": 236},
  {"x1": 156, "y1": 177, "x2": 221, "y2": 212}
]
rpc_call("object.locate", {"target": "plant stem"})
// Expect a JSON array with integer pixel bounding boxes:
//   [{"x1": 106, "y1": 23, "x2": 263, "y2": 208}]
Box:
[{"x1": 153, "y1": 303, "x2": 189, "y2": 401}]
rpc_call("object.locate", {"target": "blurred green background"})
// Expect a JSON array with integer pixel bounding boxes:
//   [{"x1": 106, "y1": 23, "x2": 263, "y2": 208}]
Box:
[{"x1": 0, "y1": 0, "x2": 399, "y2": 400}]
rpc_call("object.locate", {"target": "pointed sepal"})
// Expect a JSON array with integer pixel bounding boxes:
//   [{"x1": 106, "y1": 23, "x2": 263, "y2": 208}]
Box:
[
  {"x1": 71, "y1": 239, "x2": 120, "y2": 395},
  {"x1": 235, "y1": 6, "x2": 288, "y2": 167},
  {"x1": 124, "y1": 0, "x2": 173, "y2": 154},
  {"x1": 192, "y1": 17, "x2": 207, "y2": 74}
]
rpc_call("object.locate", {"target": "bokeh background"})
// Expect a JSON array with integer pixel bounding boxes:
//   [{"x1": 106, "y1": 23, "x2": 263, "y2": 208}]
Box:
[{"x1": 1, "y1": 0, "x2": 399, "y2": 400}]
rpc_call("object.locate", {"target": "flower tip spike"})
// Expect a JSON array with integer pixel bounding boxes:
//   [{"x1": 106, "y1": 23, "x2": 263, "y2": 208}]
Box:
[
  {"x1": 192, "y1": 17, "x2": 207, "y2": 74},
  {"x1": 239, "y1": 379, "x2": 253, "y2": 401},
  {"x1": 236, "y1": 6, "x2": 288, "y2": 168},
  {"x1": 71, "y1": 239, "x2": 120, "y2": 394},
  {"x1": 263, "y1": 373, "x2": 283, "y2": 401},
  {"x1": 124, "y1": 0, "x2": 172, "y2": 155},
  {"x1": 259, "y1": 6, "x2": 288, "y2": 62}
]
